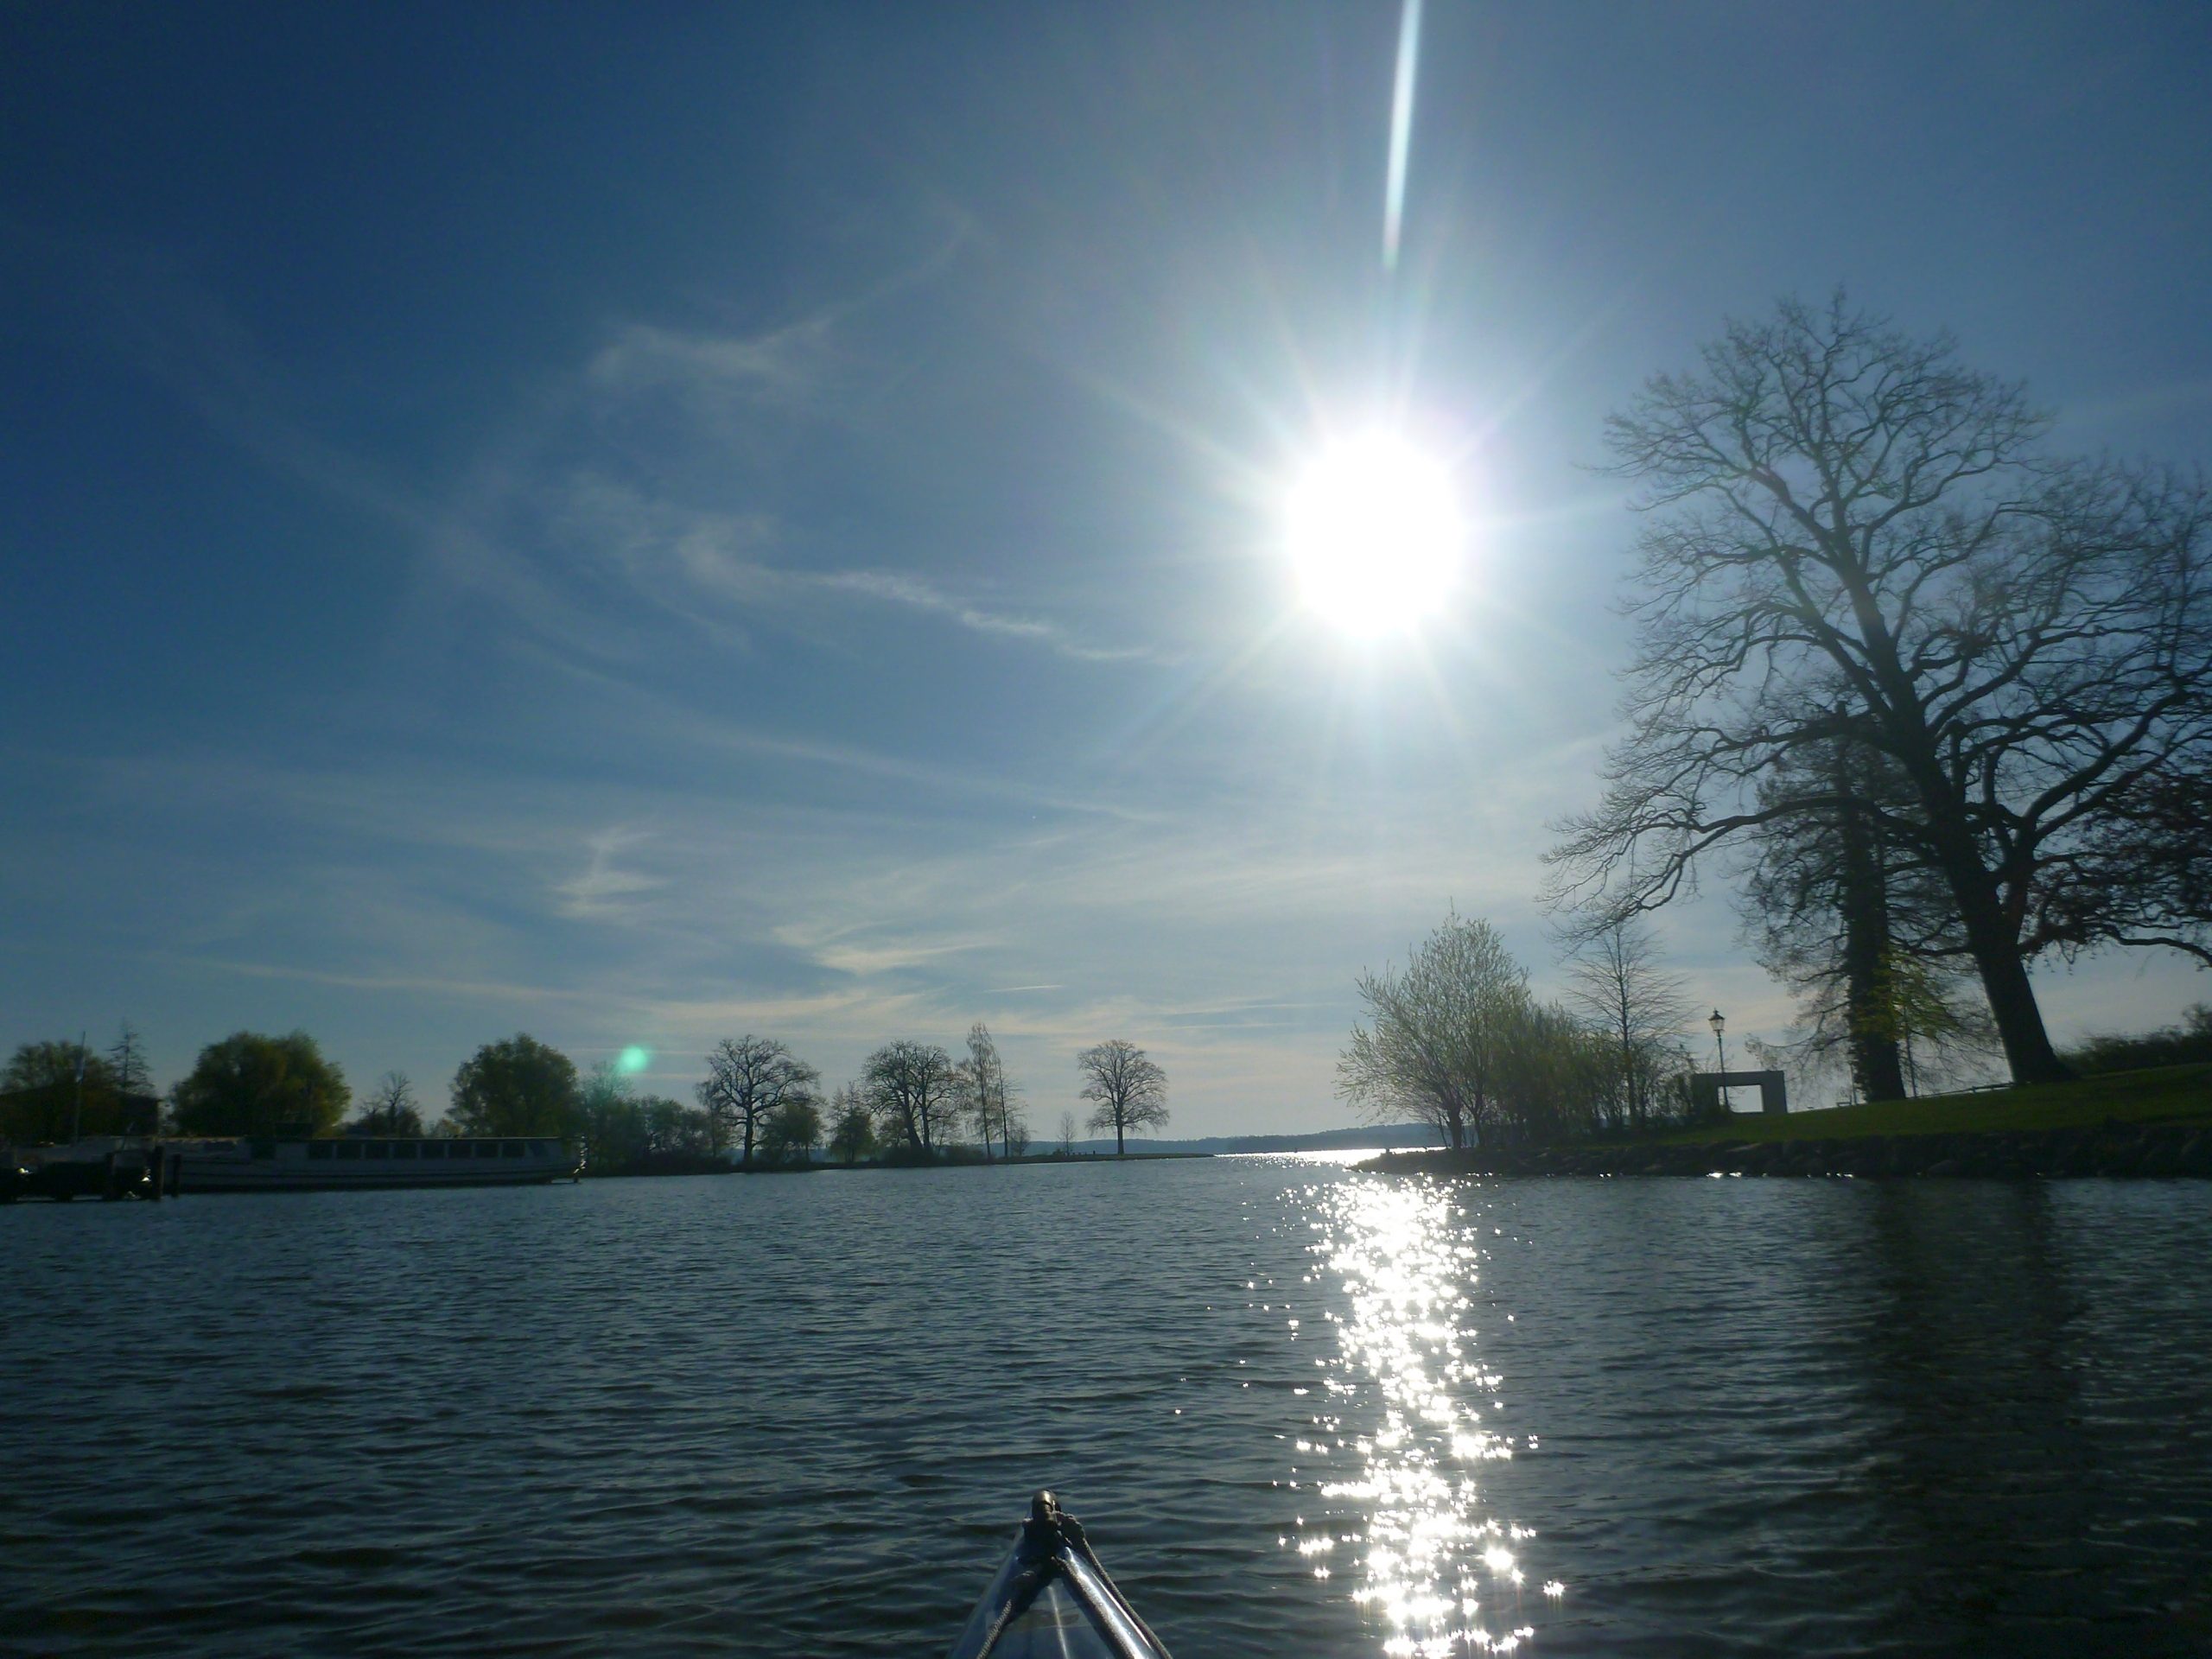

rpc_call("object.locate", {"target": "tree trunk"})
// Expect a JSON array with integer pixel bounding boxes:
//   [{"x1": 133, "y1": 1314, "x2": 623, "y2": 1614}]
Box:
[
  {"x1": 1888, "y1": 717, "x2": 2072, "y2": 1086},
  {"x1": 1115, "y1": 1117, "x2": 1125, "y2": 1156},
  {"x1": 1924, "y1": 827, "x2": 2071, "y2": 1083},
  {"x1": 1835, "y1": 747, "x2": 1908, "y2": 1103},
  {"x1": 741, "y1": 1116, "x2": 753, "y2": 1169},
  {"x1": 1966, "y1": 918, "x2": 2069, "y2": 1084}
]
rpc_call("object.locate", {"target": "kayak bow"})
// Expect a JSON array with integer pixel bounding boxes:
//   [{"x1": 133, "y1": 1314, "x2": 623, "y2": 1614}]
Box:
[{"x1": 948, "y1": 1491, "x2": 1174, "y2": 1659}]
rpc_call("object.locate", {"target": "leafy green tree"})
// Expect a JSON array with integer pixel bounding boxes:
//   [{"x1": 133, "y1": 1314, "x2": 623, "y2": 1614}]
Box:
[
  {"x1": 642, "y1": 1095, "x2": 711, "y2": 1156},
  {"x1": 759, "y1": 1096, "x2": 823, "y2": 1167},
  {"x1": 827, "y1": 1084, "x2": 874, "y2": 1165},
  {"x1": 2, "y1": 1040, "x2": 123, "y2": 1142},
  {"x1": 575, "y1": 1061, "x2": 644, "y2": 1171},
  {"x1": 449, "y1": 1033, "x2": 579, "y2": 1137},
  {"x1": 173, "y1": 1031, "x2": 349, "y2": 1137},
  {"x1": 1495, "y1": 1001, "x2": 1609, "y2": 1144},
  {"x1": 1339, "y1": 912, "x2": 1528, "y2": 1151}
]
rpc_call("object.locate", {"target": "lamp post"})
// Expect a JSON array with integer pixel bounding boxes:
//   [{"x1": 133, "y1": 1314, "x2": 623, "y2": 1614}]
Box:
[{"x1": 1708, "y1": 1008, "x2": 1727, "y2": 1077}]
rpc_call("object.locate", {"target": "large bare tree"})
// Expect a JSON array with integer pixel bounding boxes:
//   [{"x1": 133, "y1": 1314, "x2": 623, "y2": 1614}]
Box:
[
  {"x1": 698, "y1": 1036, "x2": 821, "y2": 1168},
  {"x1": 862, "y1": 1039, "x2": 962, "y2": 1154},
  {"x1": 1548, "y1": 296, "x2": 2212, "y2": 1084},
  {"x1": 353, "y1": 1071, "x2": 425, "y2": 1136},
  {"x1": 1076, "y1": 1039, "x2": 1168, "y2": 1156}
]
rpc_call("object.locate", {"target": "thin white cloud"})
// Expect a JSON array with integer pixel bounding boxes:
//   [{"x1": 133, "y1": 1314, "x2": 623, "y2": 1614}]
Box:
[
  {"x1": 585, "y1": 316, "x2": 833, "y2": 406},
  {"x1": 813, "y1": 569, "x2": 1162, "y2": 663},
  {"x1": 555, "y1": 828, "x2": 670, "y2": 922}
]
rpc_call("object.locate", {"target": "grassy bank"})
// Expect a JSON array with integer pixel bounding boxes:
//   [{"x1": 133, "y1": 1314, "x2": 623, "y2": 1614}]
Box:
[{"x1": 1673, "y1": 1063, "x2": 2212, "y2": 1144}]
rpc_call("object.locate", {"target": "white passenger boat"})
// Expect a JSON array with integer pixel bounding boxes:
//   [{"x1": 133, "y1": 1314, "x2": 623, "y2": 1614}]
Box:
[{"x1": 175, "y1": 1135, "x2": 581, "y2": 1192}]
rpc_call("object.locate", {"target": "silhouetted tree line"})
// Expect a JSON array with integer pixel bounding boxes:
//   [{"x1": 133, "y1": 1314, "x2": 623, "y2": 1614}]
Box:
[{"x1": 3, "y1": 1018, "x2": 1173, "y2": 1172}]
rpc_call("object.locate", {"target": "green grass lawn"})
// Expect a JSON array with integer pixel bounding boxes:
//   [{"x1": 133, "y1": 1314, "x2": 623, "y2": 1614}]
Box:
[{"x1": 1671, "y1": 1063, "x2": 2212, "y2": 1143}]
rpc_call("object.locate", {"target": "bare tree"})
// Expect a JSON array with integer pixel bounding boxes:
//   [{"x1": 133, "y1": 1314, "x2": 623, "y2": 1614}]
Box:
[
  {"x1": 107, "y1": 1020, "x2": 153, "y2": 1096},
  {"x1": 1548, "y1": 296, "x2": 2212, "y2": 1084},
  {"x1": 1560, "y1": 918, "x2": 1692, "y2": 1132},
  {"x1": 1339, "y1": 911, "x2": 1528, "y2": 1150},
  {"x1": 1057, "y1": 1109, "x2": 1077, "y2": 1156},
  {"x1": 353, "y1": 1071, "x2": 425, "y2": 1136},
  {"x1": 862, "y1": 1039, "x2": 962, "y2": 1155},
  {"x1": 1077, "y1": 1039, "x2": 1169, "y2": 1155},
  {"x1": 963, "y1": 1022, "x2": 1022, "y2": 1162},
  {"x1": 698, "y1": 1037, "x2": 821, "y2": 1168},
  {"x1": 105, "y1": 1020, "x2": 157, "y2": 1133}
]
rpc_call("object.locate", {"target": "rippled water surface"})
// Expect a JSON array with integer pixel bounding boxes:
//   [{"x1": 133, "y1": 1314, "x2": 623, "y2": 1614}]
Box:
[{"x1": 6, "y1": 1159, "x2": 2210, "y2": 1656}]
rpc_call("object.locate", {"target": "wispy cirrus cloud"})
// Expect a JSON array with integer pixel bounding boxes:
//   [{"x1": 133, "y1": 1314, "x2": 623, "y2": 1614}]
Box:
[
  {"x1": 813, "y1": 568, "x2": 1166, "y2": 663},
  {"x1": 585, "y1": 315, "x2": 836, "y2": 408},
  {"x1": 45, "y1": 216, "x2": 1162, "y2": 677},
  {"x1": 554, "y1": 828, "x2": 670, "y2": 922}
]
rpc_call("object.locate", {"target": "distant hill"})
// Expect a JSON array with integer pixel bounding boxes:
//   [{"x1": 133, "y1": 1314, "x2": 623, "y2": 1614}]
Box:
[{"x1": 1065, "y1": 1122, "x2": 1443, "y2": 1157}]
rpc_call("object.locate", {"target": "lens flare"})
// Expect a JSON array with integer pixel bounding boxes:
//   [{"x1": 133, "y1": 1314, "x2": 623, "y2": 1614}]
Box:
[{"x1": 617, "y1": 1046, "x2": 651, "y2": 1075}]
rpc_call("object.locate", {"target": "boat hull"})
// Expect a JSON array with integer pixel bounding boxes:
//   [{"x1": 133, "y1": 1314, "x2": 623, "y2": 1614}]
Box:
[{"x1": 175, "y1": 1136, "x2": 581, "y2": 1194}]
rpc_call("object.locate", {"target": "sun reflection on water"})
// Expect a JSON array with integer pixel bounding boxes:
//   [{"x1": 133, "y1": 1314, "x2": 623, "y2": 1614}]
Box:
[{"x1": 1289, "y1": 1178, "x2": 1557, "y2": 1656}]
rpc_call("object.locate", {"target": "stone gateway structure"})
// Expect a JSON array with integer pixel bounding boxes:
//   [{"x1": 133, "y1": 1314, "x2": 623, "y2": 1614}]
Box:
[{"x1": 1692, "y1": 1069, "x2": 1789, "y2": 1117}]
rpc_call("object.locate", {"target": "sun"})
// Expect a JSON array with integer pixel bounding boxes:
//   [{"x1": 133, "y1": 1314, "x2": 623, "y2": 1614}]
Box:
[{"x1": 1285, "y1": 432, "x2": 1463, "y2": 637}]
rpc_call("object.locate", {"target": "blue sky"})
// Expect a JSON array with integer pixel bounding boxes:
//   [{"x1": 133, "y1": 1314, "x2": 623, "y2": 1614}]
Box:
[{"x1": 4, "y1": 2, "x2": 2209, "y2": 1133}]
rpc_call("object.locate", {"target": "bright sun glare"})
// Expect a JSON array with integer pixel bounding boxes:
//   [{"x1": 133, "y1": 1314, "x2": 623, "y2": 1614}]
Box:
[{"x1": 1287, "y1": 433, "x2": 1463, "y2": 638}]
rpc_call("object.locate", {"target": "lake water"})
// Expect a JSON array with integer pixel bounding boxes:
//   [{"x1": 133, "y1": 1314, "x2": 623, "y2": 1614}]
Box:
[{"x1": 5, "y1": 1157, "x2": 2210, "y2": 1656}]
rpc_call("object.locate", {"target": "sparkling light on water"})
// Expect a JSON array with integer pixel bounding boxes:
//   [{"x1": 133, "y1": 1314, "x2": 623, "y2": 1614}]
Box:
[{"x1": 1290, "y1": 1178, "x2": 1560, "y2": 1656}]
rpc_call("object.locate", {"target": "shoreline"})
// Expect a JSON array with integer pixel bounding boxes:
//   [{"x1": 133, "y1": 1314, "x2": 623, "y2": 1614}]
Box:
[{"x1": 1364, "y1": 1120, "x2": 2212, "y2": 1179}]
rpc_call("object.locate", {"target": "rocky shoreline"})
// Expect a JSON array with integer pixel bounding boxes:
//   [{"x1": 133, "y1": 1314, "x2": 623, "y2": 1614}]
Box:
[{"x1": 1368, "y1": 1120, "x2": 2212, "y2": 1179}]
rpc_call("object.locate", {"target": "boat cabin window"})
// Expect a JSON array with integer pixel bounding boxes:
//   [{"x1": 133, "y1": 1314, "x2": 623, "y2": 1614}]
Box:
[
  {"x1": 249, "y1": 1137, "x2": 276, "y2": 1160},
  {"x1": 365, "y1": 1141, "x2": 391, "y2": 1159},
  {"x1": 393, "y1": 1141, "x2": 417, "y2": 1159},
  {"x1": 336, "y1": 1141, "x2": 362, "y2": 1160},
  {"x1": 468, "y1": 1141, "x2": 492, "y2": 1158},
  {"x1": 503, "y1": 1141, "x2": 524, "y2": 1158},
  {"x1": 420, "y1": 1141, "x2": 444, "y2": 1159},
  {"x1": 308, "y1": 1141, "x2": 334, "y2": 1160}
]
